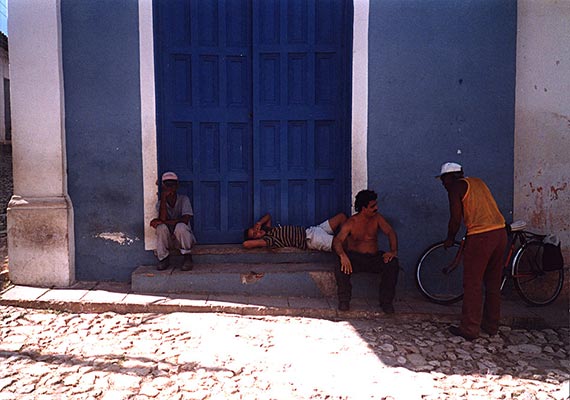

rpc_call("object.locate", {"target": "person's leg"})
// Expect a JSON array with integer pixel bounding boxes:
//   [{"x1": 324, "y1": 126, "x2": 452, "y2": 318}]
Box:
[
  {"x1": 173, "y1": 223, "x2": 196, "y2": 254},
  {"x1": 327, "y1": 213, "x2": 348, "y2": 232},
  {"x1": 173, "y1": 223, "x2": 196, "y2": 271},
  {"x1": 306, "y1": 226, "x2": 333, "y2": 251},
  {"x1": 335, "y1": 256, "x2": 352, "y2": 307},
  {"x1": 155, "y1": 224, "x2": 173, "y2": 270},
  {"x1": 481, "y1": 229, "x2": 508, "y2": 335},
  {"x1": 459, "y1": 233, "x2": 494, "y2": 338},
  {"x1": 155, "y1": 224, "x2": 171, "y2": 261},
  {"x1": 335, "y1": 252, "x2": 364, "y2": 309},
  {"x1": 378, "y1": 255, "x2": 399, "y2": 308}
]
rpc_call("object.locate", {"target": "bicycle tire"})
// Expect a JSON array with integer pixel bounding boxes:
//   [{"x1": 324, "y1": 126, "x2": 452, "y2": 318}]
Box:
[
  {"x1": 512, "y1": 241, "x2": 564, "y2": 306},
  {"x1": 416, "y1": 241, "x2": 464, "y2": 304}
]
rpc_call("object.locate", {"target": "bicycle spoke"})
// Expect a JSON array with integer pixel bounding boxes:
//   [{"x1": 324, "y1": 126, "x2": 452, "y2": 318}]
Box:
[
  {"x1": 416, "y1": 242, "x2": 464, "y2": 304},
  {"x1": 512, "y1": 241, "x2": 564, "y2": 306}
]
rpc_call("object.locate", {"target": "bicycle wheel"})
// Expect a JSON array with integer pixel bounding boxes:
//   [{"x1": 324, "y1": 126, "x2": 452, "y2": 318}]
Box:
[
  {"x1": 416, "y1": 242, "x2": 464, "y2": 304},
  {"x1": 512, "y1": 241, "x2": 564, "y2": 306}
]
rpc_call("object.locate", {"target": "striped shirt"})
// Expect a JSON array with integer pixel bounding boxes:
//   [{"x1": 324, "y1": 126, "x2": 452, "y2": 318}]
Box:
[{"x1": 263, "y1": 226, "x2": 307, "y2": 249}]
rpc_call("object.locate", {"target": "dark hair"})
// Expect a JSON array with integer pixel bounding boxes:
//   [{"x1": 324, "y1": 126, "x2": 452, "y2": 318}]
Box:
[
  {"x1": 355, "y1": 190, "x2": 377, "y2": 212},
  {"x1": 243, "y1": 228, "x2": 251, "y2": 241}
]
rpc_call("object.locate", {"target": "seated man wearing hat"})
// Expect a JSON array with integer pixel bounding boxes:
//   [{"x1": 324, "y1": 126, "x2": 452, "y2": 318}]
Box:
[{"x1": 149, "y1": 171, "x2": 196, "y2": 271}]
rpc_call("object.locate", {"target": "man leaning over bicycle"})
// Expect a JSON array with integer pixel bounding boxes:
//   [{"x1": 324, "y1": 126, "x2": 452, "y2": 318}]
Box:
[{"x1": 438, "y1": 162, "x2": 508, "y2": 341}]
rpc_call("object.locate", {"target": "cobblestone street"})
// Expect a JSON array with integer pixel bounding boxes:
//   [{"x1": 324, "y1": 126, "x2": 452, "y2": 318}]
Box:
[{"x1": 1, "y1": 305, "x2": 568, "y2": 399}]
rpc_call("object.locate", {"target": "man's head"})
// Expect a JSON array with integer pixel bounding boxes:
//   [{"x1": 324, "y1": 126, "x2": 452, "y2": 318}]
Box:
[
  {"x1": 355, "y1": 189, "x2": 378, "y2": 214},
  {"x1": 161, "y1": 171, "x2": 179, "y2": 192},
  {"x1": 436, "y1": 162, "x2": 464, "y2": 189},
  {"x1": 243, "y1": 226, "x2": 266, "y2": 241}
]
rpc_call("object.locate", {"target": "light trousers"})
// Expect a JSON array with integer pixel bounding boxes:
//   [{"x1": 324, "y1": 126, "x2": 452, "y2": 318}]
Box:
[{"x1": 155, "y1": 223, "x2": 196, "y2": 261}]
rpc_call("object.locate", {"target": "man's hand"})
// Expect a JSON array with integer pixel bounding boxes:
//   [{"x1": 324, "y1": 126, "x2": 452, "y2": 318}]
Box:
[
  {"x1": 150, "y1": 218, "x2": 163, "y2": 229},
  {"x1": 383, "y1": 251, "x2": 397, "y2": 263},
  {"x1": 443, "y1": 238, "x2": 455, "y2": 249},
  {"x1": 339, "y1": 254, "x2": 353, "y2": 274}
]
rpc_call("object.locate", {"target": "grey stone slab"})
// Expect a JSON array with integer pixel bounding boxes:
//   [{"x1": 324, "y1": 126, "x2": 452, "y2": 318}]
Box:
[
  {"x1": 0, "y1": 285, "x2": 50, "y2": 301},
  {"x1": 163, "y1": 294, "x2": 209, "y2": 307},
  {"x1": 122, "y1": 293, "x2": 169, "y2": 305},
  {"x1": 38, "y1": 288, "x2": 89, "y2": 302},
  {"x1": 247, "y1": 295, "x2": 289, "y2": 308},
  {"x1": 81, "y1": 289, "x2": 129, "y2": 303},
  {"x1": 206, "y1": 294, "x2": 251, "y2": 306}
]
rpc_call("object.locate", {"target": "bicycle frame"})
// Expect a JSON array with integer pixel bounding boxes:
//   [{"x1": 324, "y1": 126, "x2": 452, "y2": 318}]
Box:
[{"x1": 442, "y1": 228, "x2": 546, "y2": 279}]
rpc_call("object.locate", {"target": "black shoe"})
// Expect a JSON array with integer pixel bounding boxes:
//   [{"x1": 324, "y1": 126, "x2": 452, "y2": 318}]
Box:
[
  {"x1": 157, "y1": 256, "x2": 170, "y2": 271},
  {"x1": 338, "y1": 301, "x2": 350, "y2": 311},
  {"x1": 448, "y1": 325, "x2": 477, "y2": 341},
  {"x1": 181, "y1": 254, "x2": 194, "y2": 271},
  {"x1": 381, "y1": 303, "x2": 395, "y2": 314}
]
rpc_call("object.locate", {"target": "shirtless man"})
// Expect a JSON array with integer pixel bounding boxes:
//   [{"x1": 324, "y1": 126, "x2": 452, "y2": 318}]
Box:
[{"x1": 332, "y1": 190, "x2": 399, "y2": 313}]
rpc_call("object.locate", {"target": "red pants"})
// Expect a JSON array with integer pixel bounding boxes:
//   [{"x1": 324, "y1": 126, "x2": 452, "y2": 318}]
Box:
[{"x1": 461, "y1": 228, "x2": 508, "y2": 337}]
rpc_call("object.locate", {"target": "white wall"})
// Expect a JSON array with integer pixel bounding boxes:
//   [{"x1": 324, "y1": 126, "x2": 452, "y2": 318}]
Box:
[{"x1": 514, "y1": 1, "x2": 570, "y2": 260}]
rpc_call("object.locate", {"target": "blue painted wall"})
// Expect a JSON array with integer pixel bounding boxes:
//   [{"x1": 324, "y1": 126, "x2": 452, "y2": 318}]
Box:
[
  {"x1": 367, "y1": 0, "x2": 517, "y2": 287},
  {"x1": 62, "y1": 0, "x2": 154, "y2": 281}
]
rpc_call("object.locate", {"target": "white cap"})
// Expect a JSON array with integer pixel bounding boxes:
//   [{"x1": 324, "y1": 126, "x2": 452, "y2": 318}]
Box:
[
  {"x1": 161, "y1": 171, "x2": 179, "y2": 181},
  {"x1": 436, "y1": 162, "x2": 462, "y2": 178}
]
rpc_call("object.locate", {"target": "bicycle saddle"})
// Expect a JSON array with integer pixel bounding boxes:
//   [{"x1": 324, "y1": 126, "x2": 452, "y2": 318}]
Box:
[{"x1": 510, "y1": 220, "x2": 527, "y2": 231}]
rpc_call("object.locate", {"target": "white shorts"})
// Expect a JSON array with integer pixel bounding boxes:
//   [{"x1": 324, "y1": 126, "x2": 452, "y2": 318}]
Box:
[{"x1": 305, "y1": 220, "x2": 334, "y2": 252}]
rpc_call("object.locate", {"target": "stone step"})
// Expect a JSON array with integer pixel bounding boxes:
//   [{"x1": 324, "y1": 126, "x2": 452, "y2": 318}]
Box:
[
  {"x1": 131, "y1": 261, "x2": 381, "y2": 299},
  {"x1": 132, "y1": 263, "x2": 334, "y2": 297},
  {"x1": 134, "y1": 245, "x2": 381, "y2": 298},
  {"x1": 188, "y1": 244, "x2": 337, "y2": 265}
]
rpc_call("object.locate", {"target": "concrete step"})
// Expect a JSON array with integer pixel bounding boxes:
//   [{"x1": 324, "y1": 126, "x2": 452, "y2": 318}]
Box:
[
  {"x1": 189, "y1": 244, "x2": 337, "y2": 264},
  {"x1": 133, "y1": 245, "x2": 381, "y2": 298}
]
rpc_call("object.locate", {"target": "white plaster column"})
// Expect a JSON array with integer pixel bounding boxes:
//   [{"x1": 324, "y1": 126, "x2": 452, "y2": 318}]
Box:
[
  {"x1": 351, "y1": 0, "x2": 369, "y2": 210},
  {"x1": 514, "y1": 1, "x2": 570, "y2": 260},
  {"x1": 139, "y1": 0, "x2": 158, "y2": 250},
  {"x1": 7, "y1": 0, "x2": 74, "y2": 287}
]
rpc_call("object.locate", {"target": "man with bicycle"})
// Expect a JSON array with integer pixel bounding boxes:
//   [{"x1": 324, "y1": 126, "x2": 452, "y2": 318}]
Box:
[
  {"x1": 438, "y1": 162, "x2": 507, "y2": 340},
  {"x1": 332, "y1": 190, "x2": 400, "y2": 313}
]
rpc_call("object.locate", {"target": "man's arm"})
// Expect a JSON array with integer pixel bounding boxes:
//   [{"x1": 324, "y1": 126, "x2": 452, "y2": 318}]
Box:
[
  {"x1": 158, "y1": 191, "x2": 169, "y2": 222},
  {"x1": 377, "y1": 215, "x2": 398, "y2": 263},
  {"x1": 445, "y1": 181, "x2": 466, "y2": 247},
  {"x1": 255, "y1": 213, "x2": 272, "y2": 229},
  {"x1": 333, "y1": 220, "x2": 353, "y2": 274},
  {"x1": 243, "y1": 239, "x2": 268, "y2": 249}
]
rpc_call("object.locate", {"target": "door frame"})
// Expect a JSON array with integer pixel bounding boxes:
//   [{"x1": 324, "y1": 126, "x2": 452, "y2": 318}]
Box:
[{"x1": 140, "y1": 0, "x2": 370, "y2": 250}]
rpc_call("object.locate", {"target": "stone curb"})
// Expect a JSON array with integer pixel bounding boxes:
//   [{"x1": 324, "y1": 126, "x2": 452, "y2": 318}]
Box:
[{"x1": 0, "y1": 296, "x2": 551, "y2": 330}]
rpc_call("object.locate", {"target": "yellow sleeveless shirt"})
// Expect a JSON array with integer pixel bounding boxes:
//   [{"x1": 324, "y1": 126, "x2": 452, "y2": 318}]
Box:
[{"x1": 461, "y1": 177, "x2": 505, "y2": 236}]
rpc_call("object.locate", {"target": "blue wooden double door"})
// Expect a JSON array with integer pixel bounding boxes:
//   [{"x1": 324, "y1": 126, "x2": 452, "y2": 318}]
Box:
[{"x1": 154, "y1": 0, "x2": 352, "y2": 243}]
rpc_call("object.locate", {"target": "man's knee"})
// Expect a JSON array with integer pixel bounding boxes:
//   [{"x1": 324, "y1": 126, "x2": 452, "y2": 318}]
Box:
[
  {"x1": 156, "y1": 224, "x2": 170, "y2": 237},
  {"x1": 174, "y1": 223, "x2": 190, "y2": 235}
]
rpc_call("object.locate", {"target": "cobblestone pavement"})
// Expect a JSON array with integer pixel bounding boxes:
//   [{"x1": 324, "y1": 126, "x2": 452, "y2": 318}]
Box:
[{"x1": 1, "y1": 306, "x2": 568, "y2": 399}]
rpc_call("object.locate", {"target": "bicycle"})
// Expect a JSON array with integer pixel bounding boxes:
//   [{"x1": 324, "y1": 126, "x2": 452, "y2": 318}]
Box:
[{"x1": 415, "y1": 221, "x2": 565, "y2": 306}]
